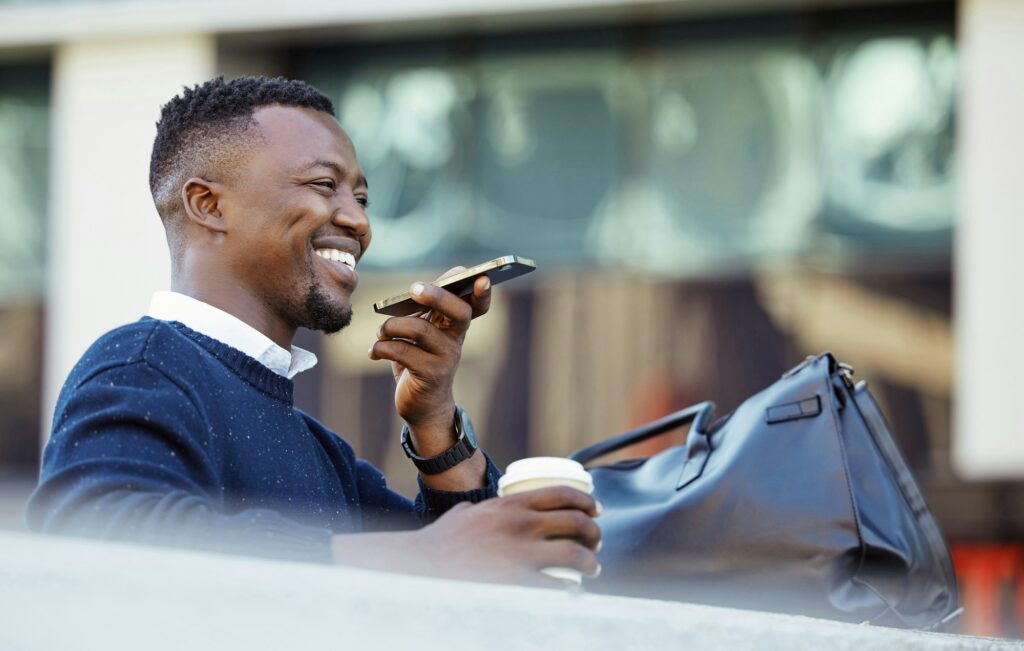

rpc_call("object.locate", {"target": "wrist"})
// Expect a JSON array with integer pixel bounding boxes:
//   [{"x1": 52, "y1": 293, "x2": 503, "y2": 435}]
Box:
[
  {"x1": 405, "y1": 402, "x2": 459, "y2": 457},
  {"x1": 402, "y1": 406, "x2": 481, "y2": 479}
]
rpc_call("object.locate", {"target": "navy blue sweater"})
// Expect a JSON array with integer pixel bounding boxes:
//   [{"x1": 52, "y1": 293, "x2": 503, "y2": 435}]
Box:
[{"x1": 26, "y1": 318, "x2": 500, "y2": 562}]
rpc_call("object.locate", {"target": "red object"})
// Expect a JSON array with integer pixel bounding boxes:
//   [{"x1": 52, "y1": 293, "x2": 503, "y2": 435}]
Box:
[{"x1": 951, "y1": 544, "x2": 1022, "y2": 637}]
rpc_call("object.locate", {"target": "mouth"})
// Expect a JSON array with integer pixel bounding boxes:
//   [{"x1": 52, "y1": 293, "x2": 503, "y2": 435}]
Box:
[
  {"x1": 312, "y1": 245, "x2": 359, "y2": 289},
  {"x1": 314, "y1": 248, "x2": 356, "y2": 269}
]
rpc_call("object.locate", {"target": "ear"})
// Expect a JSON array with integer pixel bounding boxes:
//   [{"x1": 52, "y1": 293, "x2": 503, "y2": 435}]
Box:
[{"x1": 181, "y1": 177, "x2": 229, "y2": 234}]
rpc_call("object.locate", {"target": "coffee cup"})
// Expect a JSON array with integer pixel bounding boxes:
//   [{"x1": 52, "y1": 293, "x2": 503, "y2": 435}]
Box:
[{"x1": 497, "y1": 456, "x2": 595, "y2": 585}]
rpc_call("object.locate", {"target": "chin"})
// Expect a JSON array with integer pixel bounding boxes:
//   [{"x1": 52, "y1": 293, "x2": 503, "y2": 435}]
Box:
[{"x1": 305, "y1": 284, "x2": 352, "y2": 333}]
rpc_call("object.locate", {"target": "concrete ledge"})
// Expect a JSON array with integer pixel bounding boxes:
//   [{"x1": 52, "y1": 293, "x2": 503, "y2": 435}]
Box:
[
  {"x1": 0, "y1": 0, "x2": 938, "y2": 50},
  {"x1": 0, "y1": 532, "x2": 1017, "y2": 650}
]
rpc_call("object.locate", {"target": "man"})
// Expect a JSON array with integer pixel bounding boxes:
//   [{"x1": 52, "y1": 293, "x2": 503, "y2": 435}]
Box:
[{"x1": 26, "y1": 76, "x2": 600, "y2": 586}]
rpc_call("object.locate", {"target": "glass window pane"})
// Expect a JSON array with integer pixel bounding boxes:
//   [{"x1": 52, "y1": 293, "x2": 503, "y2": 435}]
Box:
[
  {"x1": 296, "y1": 17, "x2": 955, "y2": 276},
  {"x1": 0, "y1": 63, "x2": 49, "y2": 301},
  {"x1": 0, "y1": 61, "x2": 49, "y2": 480}
]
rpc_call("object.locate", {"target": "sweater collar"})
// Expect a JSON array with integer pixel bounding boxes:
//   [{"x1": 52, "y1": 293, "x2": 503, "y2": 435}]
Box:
[
  {"x1": 147, "y1": 291, "x2": 317, "y2": 379},
  {"x1": 157, "y1": 320, "x2": 296, "y2": 404}
]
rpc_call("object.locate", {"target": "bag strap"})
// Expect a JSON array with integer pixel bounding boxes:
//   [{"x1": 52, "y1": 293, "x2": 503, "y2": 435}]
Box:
[{"x1": 569, "y1": 401, "x2": 717, "y2": 465}]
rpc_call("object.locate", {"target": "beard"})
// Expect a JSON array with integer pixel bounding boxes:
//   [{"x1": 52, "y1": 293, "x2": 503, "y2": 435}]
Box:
[
  {"x1": 299, "y1": 245, "x2": 353, "y2": 333},
  {"x1": 271, "y1": 244, "x2": 353, "y2": 334},
  {"x1": 305, "y1": 275, "x2": 352, "y2": 333}
]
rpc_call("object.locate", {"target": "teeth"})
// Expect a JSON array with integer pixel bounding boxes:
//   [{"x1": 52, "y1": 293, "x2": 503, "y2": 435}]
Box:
[{"x1": 315, "y1": 249, "x2": 356, "y2": 268}]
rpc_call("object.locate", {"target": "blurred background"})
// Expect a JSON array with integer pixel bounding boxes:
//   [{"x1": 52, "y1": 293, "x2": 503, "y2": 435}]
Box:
[{"x1": 1, "y1": 0, "x2": 1022, "y2": 638}]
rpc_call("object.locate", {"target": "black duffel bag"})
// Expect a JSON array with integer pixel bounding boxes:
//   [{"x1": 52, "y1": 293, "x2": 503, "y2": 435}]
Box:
[{"x1": 571, "y1": 353, "x2": 960, "y2": 630}]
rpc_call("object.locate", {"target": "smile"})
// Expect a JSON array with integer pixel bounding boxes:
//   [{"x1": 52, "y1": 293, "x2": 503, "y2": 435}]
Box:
[{"x1": 314, "y1": 249, "x2": 356, "y2": 269}]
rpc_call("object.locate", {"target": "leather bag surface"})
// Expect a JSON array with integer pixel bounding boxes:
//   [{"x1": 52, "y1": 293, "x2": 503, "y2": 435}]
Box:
[{"x1": 571, "y1": 353, "x2": 960, "y2": 629}]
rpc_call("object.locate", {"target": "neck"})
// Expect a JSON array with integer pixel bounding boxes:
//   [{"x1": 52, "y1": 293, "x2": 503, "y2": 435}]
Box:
[{"x1": 170, "y1": 269, "x2": 296, "y2": 351}]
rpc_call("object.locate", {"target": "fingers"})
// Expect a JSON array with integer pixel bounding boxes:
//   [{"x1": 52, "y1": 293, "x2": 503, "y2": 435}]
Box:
[
  {"x1": 407, "y1": 281, "x2": 473, "y2": 336},
  {"x1": 407, "y1": 264, "x2": 493, "y2": 329},
  {"x1": 368, "y1": 338, "x2": 434, "y2": 372},
  {"x1": 534, "y1": 509, "x2": 602, "y2": 551},
  {"x1": 377, "y1": 316, "x2": 451, "y2": 356},
  {"x1": 545, "y1": 540, "x2": 601, "y2": 578},
  {"x1": 468, "y1": 274, "x2": 491, "y2": 319},
  {"x1": 513, "y1": 486, "x2": 601, "y2": 518},
  {"x1": 421, "y1": 493, "x2": 601, "y2": 587},
  {"x1": 405, "y1": 267, "x2": 469, "y2": 324}
]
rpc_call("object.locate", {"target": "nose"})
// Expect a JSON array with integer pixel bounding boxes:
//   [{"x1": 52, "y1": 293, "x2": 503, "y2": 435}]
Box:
[{"x1": 331, "y1": 199, "x2": 371, "y2": 245}]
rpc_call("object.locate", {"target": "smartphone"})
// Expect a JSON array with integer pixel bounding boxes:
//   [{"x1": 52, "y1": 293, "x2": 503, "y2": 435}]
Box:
[{"x1": 373, "y1": 255, "x2": 536, "y2": 317}]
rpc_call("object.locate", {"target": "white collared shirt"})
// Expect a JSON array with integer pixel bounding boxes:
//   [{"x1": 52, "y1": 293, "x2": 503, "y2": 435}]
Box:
[{"x1": 146, "y1": 291, "x2": 318, "y2": 380}]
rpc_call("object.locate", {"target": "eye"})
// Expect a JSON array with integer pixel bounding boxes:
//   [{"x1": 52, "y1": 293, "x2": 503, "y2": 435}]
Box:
[
  {"x1": 357, "y1": 196, "x2": 371, "y2": 208},
  {"x1": 311, "y1": 179, "x2": 336, "y2": 191}
]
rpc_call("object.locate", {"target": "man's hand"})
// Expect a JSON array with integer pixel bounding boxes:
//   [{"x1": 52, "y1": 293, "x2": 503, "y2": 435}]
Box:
[
  {"x1": 368, "y1": 267, "x2": 491, "y2": 491},
  {"x1": 331, "y1": 487, "x2": 602, "y2": 587},
  {"x1": 369, "y1": 267, "x2": 490, "y2": 432}
]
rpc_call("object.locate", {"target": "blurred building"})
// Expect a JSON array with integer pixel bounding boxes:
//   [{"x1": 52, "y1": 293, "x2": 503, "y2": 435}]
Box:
[{"x1": 1, "y1": 0, "x2": 1022, "y2": 637}]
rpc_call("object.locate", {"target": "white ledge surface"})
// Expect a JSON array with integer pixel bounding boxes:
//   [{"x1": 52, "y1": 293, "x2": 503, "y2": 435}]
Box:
[{"x1": 0, "y1": 531, "x2": 1017, "y2": 650}]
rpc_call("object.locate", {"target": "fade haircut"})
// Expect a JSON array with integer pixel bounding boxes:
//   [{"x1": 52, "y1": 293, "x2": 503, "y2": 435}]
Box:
[{"x1": 149, "y1": 76, "x2": 335, "y2": 235}]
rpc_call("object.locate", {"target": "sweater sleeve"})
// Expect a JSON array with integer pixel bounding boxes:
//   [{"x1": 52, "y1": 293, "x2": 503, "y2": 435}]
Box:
[
  {"x1": 295, "y1": 413, "x2": 502, "y2": 533},
  {"x1": 350, "y1": 444, "x2": 503, "y2": 532},
  {"x1": 415, "y1": 452, "x2": 502, "y2": 517},
  {"x1": 26, "y1": 361, "x2": 333, "y2": 563}
]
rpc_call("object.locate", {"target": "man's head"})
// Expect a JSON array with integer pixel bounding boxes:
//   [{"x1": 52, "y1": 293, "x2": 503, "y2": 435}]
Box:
[{"x1": 150, "y1": 76, "x2": 372, "y2": 336}]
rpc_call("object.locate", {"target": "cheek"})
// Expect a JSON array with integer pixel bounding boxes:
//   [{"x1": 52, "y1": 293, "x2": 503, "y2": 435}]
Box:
[
  {"x1": 280, "y1": 197, "x2": 329, "y2": 241},
  {"x1": 229, "y1": 218, "x2": 304, "y2": 280},
  {"x1": 230, "y1": 187, "x2": 327, "y2": 267},
  {"x1": 260, "y1": 205, "x2": 321, "y2": 259}
]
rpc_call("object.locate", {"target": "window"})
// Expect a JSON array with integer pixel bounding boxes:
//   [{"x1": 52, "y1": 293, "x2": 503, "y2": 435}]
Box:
[
  {"x1": 297, "y1": 9, "x2": 955, "y2": 275},
  {"x1": 0, "y1": 61, "x2": 50, "y2": 475}
]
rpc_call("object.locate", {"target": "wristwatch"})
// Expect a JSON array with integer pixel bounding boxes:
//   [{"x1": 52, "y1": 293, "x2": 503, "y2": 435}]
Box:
[{"x1": 401, "y1": 406, "x2": 479, "y2": 475}]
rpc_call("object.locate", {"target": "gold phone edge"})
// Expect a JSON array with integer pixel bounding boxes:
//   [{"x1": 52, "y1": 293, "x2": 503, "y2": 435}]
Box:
[{"x1": 372, "y1": 255, "x2": 535, "y2": 312}]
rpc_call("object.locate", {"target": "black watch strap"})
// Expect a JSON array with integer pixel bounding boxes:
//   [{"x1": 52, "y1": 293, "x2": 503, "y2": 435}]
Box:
[{"x1": 401, "y1": 407, "x2": 478, "y2": 475}]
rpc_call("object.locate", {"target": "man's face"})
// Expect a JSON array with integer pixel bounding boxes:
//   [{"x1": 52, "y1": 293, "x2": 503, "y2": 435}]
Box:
[{"x1": 217, "y1": 105, "x2": 372, "y2": 334}]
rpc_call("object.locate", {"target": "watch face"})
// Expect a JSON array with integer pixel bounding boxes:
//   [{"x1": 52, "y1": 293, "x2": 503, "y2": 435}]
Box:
[{"x1": 458, "y1": 409, "x2": 479, "y2": 448}]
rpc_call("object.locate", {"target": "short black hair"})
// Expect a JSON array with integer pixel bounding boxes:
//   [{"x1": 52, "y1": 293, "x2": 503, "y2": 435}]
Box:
[{"x1": 149, "y1": 75, "x2": 335, "y2": 226}]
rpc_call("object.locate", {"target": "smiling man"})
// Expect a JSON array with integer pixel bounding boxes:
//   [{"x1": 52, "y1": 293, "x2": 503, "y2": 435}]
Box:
[{"x1": 26, "y1": 76, "x2": 600, "y2": 585}]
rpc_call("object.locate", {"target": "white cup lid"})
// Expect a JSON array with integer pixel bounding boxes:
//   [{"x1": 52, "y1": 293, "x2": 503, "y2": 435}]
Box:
[{"x1": 498, "y1": 457, "x2": 593, "y2": 493}]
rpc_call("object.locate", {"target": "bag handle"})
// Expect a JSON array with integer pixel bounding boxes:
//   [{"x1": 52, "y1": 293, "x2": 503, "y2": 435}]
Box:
[{"x1": 569, "y1": 401, "x2": 717, "y2": 466}]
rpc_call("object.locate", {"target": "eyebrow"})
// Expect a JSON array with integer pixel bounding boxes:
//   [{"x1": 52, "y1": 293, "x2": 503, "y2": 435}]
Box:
[{"x1": 299, "y1": 160, "x2": 368, "y2": 189}]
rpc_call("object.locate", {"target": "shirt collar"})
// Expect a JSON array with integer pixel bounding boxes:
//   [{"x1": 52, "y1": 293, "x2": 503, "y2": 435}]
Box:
[{"x1": 146, "y1": 291, "x2": 317, "y2": 379}]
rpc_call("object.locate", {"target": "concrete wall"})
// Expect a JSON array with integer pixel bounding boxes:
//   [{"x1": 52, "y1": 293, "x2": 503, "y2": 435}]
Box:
[
  {"x1": 954, "y1": 0, "x2": 1024, "y2": 479},
  {"x1": 1, "y1": 532, "x2": 1016, "y2": 650},
  {"x1": 0, "y1": 0, "x2": 929, "y2": 49},
  {"x1": 43, "y1": 36, "x2": 215, "y2": 434}
]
